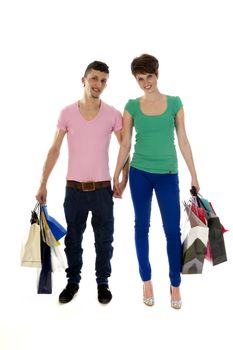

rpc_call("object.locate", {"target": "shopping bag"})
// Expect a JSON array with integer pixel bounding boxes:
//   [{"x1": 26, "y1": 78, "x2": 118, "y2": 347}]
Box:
[
  {"x1": 40, "y1": 209, "x2": 60, "y2": 247},
  {"x1": 22, "y1": 202, "x2": 65, "y2": 293},
  {"x1": 182, "y1": 225, "x2": 209, "y2": 274},
  {"x1": 38, "y1": 204, "x2": 67, "y2": 292},
  {"x1": 21, "y1": 204, "x2": 41, "y2": 267},
  {"x1": 41, "y1": 205, "x2": 66, "y2": 240},
  {"x1": 209, "y1": 202, "x2": 228, "y2": 233},
  {"x1": 208, "y1": 217, "x2": 227, "y2": 266},
  {"x1": 40, "y1": 205, "x2": 65, "y2": 270},
  {"x1": 191, "y1": 187, "x2": 228, "y2": 233},
  {"x1": 37, "y1": 232, "x2": 52, "y2": 294},
  {"x1": 184, "y1": 202, "x2": 206, "y2": 228},
  {"x1": 182, "y1": 201, "x2": 209, "y2": 274},
  {"x1": 51, "y1": 245, "x2": 66, "y2": 271},
  {"x1": 190, "y1": 187, "x2": 228, "y2": 265}
]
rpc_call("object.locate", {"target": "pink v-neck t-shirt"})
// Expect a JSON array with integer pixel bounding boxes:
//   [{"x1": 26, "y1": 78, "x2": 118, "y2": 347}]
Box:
[{"x1": 57, "y1": 101, "x2": 122, "y2": 182}]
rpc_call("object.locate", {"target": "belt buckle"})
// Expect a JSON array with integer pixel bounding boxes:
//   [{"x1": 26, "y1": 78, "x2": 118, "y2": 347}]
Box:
[{"x1": 81, "y1": 182, "x2": 95, "y2": 192}]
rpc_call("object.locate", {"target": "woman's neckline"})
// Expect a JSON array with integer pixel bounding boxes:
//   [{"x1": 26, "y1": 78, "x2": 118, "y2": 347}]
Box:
[{"x1": 138, "y1": 95, "x2": 168, "y2": 117}]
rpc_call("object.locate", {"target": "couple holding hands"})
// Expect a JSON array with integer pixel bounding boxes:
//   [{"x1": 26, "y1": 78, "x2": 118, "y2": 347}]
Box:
[{"x1": 36, "y1": 54, "x2": 199, "y2": 309}]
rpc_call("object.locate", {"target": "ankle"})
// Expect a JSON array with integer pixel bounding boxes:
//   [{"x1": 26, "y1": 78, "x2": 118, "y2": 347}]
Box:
[
  {"x1": 143, "y1": 281, "x2": 153, "y2": 297},
  {"x1": 170, "y1": 286, "x2": 181, "y2": 300}
]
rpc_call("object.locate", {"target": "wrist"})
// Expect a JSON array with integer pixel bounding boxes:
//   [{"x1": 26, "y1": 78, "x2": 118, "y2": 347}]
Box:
[
  {"x1": 191, "y1": 176, "x2": 198, "y2": 183},
  {"x1": 40, "y1": 182, "x2": 47, "y2": 189}
]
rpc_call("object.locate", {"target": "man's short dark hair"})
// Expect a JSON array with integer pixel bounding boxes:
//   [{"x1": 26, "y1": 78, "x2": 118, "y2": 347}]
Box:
[{"x1": 84, "y1": 61, "x2": 109, "y2": 76}]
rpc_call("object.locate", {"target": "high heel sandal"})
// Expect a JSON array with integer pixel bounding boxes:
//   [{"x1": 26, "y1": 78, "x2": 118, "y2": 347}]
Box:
[
  {"x1": 170, "y1": 286, "x2": 182, "y2": 310},
  {"x1": 143, "y1": 283, "x2": 154, "y2": 306}
]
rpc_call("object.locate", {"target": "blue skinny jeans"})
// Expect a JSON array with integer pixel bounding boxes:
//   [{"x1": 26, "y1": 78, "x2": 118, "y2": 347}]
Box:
[{"x1": 129, "y1": 167, "x2": 181, "y2": 287}]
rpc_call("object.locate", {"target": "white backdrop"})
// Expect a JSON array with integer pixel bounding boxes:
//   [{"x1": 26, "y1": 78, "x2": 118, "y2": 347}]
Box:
[{"x1": 0, "y1": 1, "x2": 232, "y2": 349}]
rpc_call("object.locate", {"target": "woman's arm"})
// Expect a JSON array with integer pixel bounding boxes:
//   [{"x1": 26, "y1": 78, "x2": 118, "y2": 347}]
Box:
[
  {"x1": 114, "y1": 129, "x2": 130, "y2": 198},
  {"x1": 175, "y1": 107, "x2": 200, "y2": 192},
  {"x1": 113, "y1": 110, "x2": 133, "y2": 197}
]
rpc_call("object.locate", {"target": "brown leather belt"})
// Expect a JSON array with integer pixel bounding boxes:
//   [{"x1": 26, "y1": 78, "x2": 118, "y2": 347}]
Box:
[{"x1": 66, "y1": 180, "x2": 111, "y2": 192}]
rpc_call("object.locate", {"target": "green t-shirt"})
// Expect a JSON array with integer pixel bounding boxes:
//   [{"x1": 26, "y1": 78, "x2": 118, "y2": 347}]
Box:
[{"x1": 125, "y1": 95, "x2": 183, "y2": 174}]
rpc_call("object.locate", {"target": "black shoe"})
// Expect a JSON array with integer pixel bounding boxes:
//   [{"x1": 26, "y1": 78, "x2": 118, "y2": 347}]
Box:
[
  {"x1": 59, "y1": 283, "x2": 79, "y2": 304},
  {"x1": 97, "y1": 284, "x2": 112, "y2": 304}
]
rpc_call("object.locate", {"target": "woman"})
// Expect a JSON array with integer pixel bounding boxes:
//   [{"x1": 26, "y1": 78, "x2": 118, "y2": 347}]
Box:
[{"x1": 114, "y1": 54, "x2": 200, "y2": 309}]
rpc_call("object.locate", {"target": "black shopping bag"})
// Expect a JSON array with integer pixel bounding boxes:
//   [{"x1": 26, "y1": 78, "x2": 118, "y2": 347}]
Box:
[
  {"x1": 207, "y1": 217, "x2": 227, "y2": 266},
  {"x1": 37, "y1": 219, "x2": 52, "y2": 294}
]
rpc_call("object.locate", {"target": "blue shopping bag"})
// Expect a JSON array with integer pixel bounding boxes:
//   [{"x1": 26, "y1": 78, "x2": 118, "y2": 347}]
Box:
[{"x1": 41, "y1": 205, "x2": 66, "y2": 240}]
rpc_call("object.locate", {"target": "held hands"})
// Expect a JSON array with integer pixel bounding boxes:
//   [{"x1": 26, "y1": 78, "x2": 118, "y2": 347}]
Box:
[{"x1": 113, "y1": 176, "x2": 127, "y2": 199}]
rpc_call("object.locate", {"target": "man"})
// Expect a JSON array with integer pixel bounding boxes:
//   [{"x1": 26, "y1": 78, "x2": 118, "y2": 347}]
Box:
[{"x1": 36, "y1": 61, "x2": 128, "y2": 304}]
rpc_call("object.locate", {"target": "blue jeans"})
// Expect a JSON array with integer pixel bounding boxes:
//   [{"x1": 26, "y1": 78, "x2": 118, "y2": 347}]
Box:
[
  {"x1": 63, "y1": 186, "x2": 114, "y2": 285},
  {"x1": 129, "y1": 167, "x2": 181, "y2": 287}
]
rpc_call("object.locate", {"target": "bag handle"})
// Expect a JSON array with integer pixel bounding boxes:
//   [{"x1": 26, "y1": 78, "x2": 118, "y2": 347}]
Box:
[
  {"x1": 30, "y1": 202, "x2": 40, "y2": 224},
  {"x1": 181, "y1": 200, "x2": 193, "y2": 242},
  {"x1": 190, "y1": 186, "x2": 209, "y2": 212},
  {"x1": 190, "y1": 186, "x2": 198, "y2": 196}
]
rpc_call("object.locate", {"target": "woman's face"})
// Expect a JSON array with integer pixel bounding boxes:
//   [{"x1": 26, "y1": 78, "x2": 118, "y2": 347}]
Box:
[{"x1": 135, "y1": 73, "x2": 158, "y2": 93}]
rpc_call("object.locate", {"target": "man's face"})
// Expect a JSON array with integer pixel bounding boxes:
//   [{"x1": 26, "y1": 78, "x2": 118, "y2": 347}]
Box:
[{"x1": 82, "y1": 69, "x2": 108, "y2": 99}]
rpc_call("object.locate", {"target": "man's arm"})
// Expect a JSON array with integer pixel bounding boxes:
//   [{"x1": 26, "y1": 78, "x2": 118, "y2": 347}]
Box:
[{"x1": 36, "y1": 128, "x2": 66, "y2": 203}]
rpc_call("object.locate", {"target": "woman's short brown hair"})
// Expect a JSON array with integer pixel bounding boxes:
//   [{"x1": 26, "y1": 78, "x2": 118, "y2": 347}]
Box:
[{"x1": 131, "y1": 54, "x2": 159, "y2": 77}]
